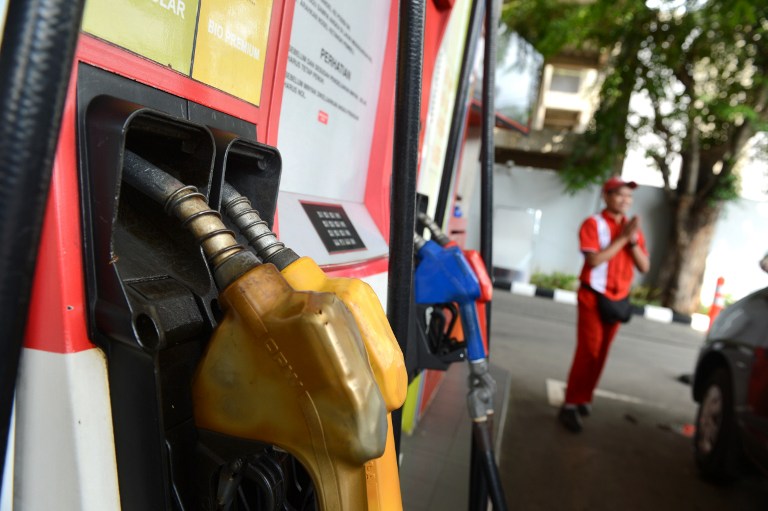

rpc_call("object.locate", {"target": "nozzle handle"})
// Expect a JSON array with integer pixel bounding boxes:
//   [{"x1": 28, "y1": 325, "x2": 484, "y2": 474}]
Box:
[{"x1": 460, "y1": 301, "x2": 486, "y2": 363}]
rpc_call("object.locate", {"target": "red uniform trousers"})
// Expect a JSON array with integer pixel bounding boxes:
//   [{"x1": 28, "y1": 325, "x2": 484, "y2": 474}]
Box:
[{"x1": 564, "y1": 287, "x2": 620, "y2": 405}]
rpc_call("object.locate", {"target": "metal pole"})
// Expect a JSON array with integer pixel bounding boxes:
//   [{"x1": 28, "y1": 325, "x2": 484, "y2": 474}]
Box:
[
  {"x1": 0, "y1": 0, "x2": 86, "y2": 483},
  {"x1": 433, "y1": 0, "x2": 485, "y2": 229},
  {"x1": 480, "y1": 1, "x2": 499, "y2": 344},
  {"x1": 387, "y1": 0, "x2": 425, "y2": 456}
]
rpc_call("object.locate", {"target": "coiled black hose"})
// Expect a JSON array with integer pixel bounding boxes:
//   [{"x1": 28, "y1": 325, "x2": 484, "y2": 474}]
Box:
[
  {"x1": 388, "y1": 0, "x2": 425, "y2": 456},
  {"x1": 0, "y1": 0, "x2": 85, "y2": 482}
]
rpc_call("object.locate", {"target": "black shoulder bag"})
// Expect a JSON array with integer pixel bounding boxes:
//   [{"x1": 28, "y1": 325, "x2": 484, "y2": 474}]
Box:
[{"x1": 584, "y1": 285, "x2": 632, "y2": 324}]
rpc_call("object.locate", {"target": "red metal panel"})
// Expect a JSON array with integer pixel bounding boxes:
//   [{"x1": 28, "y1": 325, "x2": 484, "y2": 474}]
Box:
[
  {"x1": 364, "y1": 1, "x2": 454, "y2": 241},
  {"x1": 24, "y1": 68, "x2": 91, "y2": 354},
  {"x1": 264, "y1": 0, "x2": 295, "y2": 146},
  {"x1": 323, "y1": 257, "x2": 389, "y2": 279},
  {"x1": 418, "y1": 3, "x2": 454, "y2": 156},
  {"x1": 363, "y1": 0, "x2": 400, "y2": 240},
  {"x1": 418, "y1": 368, "x2": 446, "y2": 416},
  {"x1": 78, "y1": 35, "x2": 263, "y2": 125},
  {"x1": 25, "y1": 2, "x2": 294, "y2": 353}
]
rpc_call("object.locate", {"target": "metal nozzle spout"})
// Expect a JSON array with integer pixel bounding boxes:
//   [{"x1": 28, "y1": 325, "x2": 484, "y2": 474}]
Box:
[
  {"x1": 417, "y1": 211, "x2": 451, "y2": 246},
  {"x1": 414, "y1": 233, "x2": 427, "y2": 251},
  {"x1": 121, "y1": 150, "x2": 258, "y2": 288},
  {"x1": 221, "y1": 182, "x2": 299, "y2": 271}
]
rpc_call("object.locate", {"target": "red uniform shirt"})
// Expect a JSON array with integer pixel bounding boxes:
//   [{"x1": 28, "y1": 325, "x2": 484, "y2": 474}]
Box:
[{"x1": 579, "y1": 210, "x2": 647, "y2": 300}]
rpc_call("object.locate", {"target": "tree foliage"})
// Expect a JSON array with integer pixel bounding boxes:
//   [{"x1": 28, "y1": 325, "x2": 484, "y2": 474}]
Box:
[
  {"x1": 502, "y1": 0, "x2": 768, "y2": 198},
  {"x1": 502, "y1": 0, "x2": 768, "y2": 313}
]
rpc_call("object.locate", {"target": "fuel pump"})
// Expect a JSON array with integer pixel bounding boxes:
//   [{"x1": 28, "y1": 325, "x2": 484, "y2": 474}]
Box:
[
  {"x1": 412, "y1": 233, "x2": 508, "y2": 510},
  {"x1": 220, "y1": 182, "x2": 407, "y2": 511},
  {"x1": 121, "y1": 151, "x2": 388, "y2": 511},
  {"x1": 6, "y1": 0, "x2": 488, "y2": 507}
]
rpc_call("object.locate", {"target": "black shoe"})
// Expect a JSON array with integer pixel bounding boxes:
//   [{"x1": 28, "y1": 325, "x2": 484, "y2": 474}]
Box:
[
  {"x1": 558, "y1": 407, "x2": 583, "y2": 433},
  {"x1": 577, "y1": 404, "x2": 592, "y2": 417}
]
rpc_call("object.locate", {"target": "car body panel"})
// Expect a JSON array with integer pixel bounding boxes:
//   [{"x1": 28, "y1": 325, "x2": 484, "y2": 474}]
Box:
[{"x1": 694, "y1": 287, "x2": 768, "y2": 473}]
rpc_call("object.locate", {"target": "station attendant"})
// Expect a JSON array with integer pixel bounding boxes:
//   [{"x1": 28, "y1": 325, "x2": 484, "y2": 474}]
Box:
[{"x1": 559, "y1": 177, "x2": 650, "y2": 433}]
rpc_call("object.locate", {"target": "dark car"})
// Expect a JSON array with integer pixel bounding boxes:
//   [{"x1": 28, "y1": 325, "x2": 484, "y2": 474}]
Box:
[{"x1": 692, "y1": 286, "x2": 768, "y2": 481}]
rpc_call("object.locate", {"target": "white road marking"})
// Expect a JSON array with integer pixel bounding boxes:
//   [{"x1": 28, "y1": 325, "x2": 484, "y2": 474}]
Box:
[
  {"x1": 511, "y1": 282, "x2": 536, "y2": 296},
  {"x1": 495, "y1": 375, "x2": 513, "y2": 464},
  {"x1": 546, "y1": 378, "x2": 663, "y2": 408},
  {"x1": 546, "y1": 378, "x2": 566, "y2": 406},
  {"x1": 644, "y1": 305, "x2": 674, "y2": 323},
  {"x1": 691, "y1": 313, "x2": 711, "y2": 332},
  {"x1": 553, "y1": 289, "x2": 578, "y2": 305}
]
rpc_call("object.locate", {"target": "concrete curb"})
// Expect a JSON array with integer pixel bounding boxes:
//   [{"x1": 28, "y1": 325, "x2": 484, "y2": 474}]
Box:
[{"x1": 493, "y1": 281, "x2": 711, "y2": 331}]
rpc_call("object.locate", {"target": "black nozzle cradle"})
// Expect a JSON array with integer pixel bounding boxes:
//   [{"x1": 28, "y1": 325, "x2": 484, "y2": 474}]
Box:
[
  {"x1": 417, "y1": 212, "x2": 451, "y2": 246},
  {"x1": 121, "y1": 150, "x2": 258, "y2": 288},
  {"x1": 221, "y1": 182, "x2": 299, "y2": 271}
]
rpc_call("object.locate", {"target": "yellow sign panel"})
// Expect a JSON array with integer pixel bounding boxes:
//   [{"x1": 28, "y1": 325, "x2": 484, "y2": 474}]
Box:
[
  {"x1": 192, "y1": 0, "x2": 274, "y2": 106},
  {"x1": 82, "y1": 0, "x2": 199, "y2": 74}
]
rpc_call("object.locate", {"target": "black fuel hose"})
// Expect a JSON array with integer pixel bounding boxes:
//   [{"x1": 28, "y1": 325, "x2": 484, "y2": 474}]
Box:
[
  {"x1": 388, "y1": 0, "x2": 425, "y2": 457},
  {"x1": 0, "y1": 0, "x2": 85, "y2": 482},
  {"x1": 473, "y1": 420, "x2": 508, "y2": 511},
  {"x1": 479, "y1": 0, "x2": 499, "y2": 352},
  {"x1": 470, "y1": 0, "x2": 503, "y2": 510},
  {"x1": 433, "y1": 0, "x2": 485, "y2": 229}
]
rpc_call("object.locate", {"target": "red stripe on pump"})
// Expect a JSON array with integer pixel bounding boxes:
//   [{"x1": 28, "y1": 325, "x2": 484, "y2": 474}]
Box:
[{"x1": 24, "y1": 67, "x2": 92, "y2": 354}]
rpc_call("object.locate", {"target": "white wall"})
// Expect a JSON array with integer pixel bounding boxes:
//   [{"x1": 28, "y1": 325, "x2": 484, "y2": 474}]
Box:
[
  {"x1": 465, "y1": 164, "x2": 601, "y2": 278},
  {"x1": 462, "y1": 162, "x2": 768, "y2": 302},
  {"x1": 702, "y1": 199, "x2": 768, "y2": 302}
]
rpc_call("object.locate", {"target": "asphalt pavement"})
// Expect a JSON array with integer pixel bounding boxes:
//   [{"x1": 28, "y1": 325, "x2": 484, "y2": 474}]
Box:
[{"x1": 400, "y1": 290, "x2": 768, "y2": 510}]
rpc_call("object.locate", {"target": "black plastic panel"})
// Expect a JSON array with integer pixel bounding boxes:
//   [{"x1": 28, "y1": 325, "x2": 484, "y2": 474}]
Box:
[
  {"x1": 76, "y1": 64, "x2": 289, "y2": 510},
  {"x1": 211, "y1": 135, "x2": 282, "y2": 231}
]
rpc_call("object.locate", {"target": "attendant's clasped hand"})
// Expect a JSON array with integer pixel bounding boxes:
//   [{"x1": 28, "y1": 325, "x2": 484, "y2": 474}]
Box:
[{"x1": 621, "y1": 216, "x2": 640, "y2": 247}]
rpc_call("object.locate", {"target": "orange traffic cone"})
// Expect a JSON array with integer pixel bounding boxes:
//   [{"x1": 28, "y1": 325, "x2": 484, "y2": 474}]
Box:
[{"x1": 708, "y1": 277, "x2": 725, "y2": 329}]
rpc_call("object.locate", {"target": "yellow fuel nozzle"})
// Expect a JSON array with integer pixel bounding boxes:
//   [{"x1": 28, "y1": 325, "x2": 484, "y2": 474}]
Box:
[
  {"x1": 122, "y1": 153, "x2": 388, "y2": 510},
  {"x1": 193, "y1": 263, "x2": 387, "y2": 510},
  {"x1": 223, "y1": 183, "x2": 407, "y2": 511}
]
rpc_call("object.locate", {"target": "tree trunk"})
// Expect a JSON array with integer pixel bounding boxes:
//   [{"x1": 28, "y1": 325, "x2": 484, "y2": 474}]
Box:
[{"x1": 657, "y1": 195, "x2": 722, "y2": 315}]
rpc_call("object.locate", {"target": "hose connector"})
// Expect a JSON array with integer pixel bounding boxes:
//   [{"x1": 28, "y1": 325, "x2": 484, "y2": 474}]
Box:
[
  {"x1": 221, "y1": 182, "x2": 299, "y2": 271},
  {"x1": 414, "y1": 233, "x2": 427, "y2": 251},
  {"x1": 417, "y1": 211, "x2": 451, "y2": 246},
  {"x1": 122, "y1": 151, "x2": 258, "y2": 289}
]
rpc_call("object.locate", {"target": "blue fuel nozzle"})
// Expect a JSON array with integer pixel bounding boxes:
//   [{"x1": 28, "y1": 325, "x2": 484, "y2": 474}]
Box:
[{"x1": 414, "y1": 238, "x2": 486, "y2": 362}]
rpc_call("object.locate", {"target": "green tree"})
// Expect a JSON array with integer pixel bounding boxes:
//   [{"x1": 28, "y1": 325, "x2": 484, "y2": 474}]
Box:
[{"x1": 502, "y1": 0, "x2": 768, "y2": 314}]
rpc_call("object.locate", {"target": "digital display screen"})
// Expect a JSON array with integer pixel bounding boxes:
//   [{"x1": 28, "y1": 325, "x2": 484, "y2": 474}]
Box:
[{"x1": 301, "y1": 202, "x2": 366, "y2": 253}]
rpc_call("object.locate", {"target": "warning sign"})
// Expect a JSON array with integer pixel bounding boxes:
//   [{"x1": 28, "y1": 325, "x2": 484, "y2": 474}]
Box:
[{"x1": 277, "y1": 1, "x2": 390, "y2": 202}]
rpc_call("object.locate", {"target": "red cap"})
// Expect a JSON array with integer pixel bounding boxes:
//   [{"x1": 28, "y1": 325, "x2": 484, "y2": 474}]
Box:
[{"x1": 603, "y1": 177, "x2": 637, "y2": 193}]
